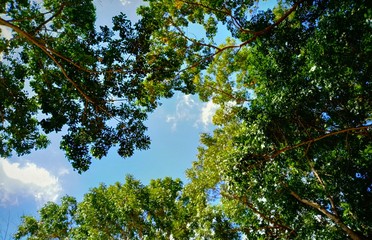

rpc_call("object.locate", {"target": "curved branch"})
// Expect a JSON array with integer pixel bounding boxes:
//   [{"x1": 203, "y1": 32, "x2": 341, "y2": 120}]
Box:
[
  {"x1": 203, "y1": 83, "x2": 251, "y2": 103},
  {"x1": 0, "y1": 16, "x2": 120, "y2": 122},
  {"x1": 179, "y1": 0, "x2": 245, "y2": 31},
  {"x1": 215, "y1": 0, "x2": 307, "y2": 52},
  {"x1": 289, "y1": 188, "x2": 367, "y2": 240},
  {"x1": 268, "y1": 124, "x2": 371, "y2": 159},
  {"x1": 243, "y1": 124, "x2": 371, "y2": 172},
  {"x1": 175, "y1": 0, "x2": 307, "y2": 75},
  {"x1": 223, "y1": 192, "x2": 297, "y2": 237},
  {"x1": 33, "y1": 4, "x2": 66, "y2": 34},
  {"x1": 305, "y1": 155, "x2": 339, "y2": 218},
  {"x1": 0, "y1": 17, "x2": 94, "y2": 104},
  {"x1": 2, "y1": 15, "x2": 121, "y2": 76},
  {"x1": 170, "y1": 18, "x2": 220, "y2": 51}
]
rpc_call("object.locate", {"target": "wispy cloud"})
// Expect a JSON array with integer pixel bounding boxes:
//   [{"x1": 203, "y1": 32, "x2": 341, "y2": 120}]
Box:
[
  {"x1": 0, "y1": 26, "x2": 12, "y2": 61},
  {"x1": 0, "y1": 158, "x2": 65, "y2": 206},
  {"x1": 0, "y1": 26, "x2": 12, "y2": 39},
  {"x1": 166, "y1": 94, "x2": 197, "y2": 130},
  {"x1": 200, "y1": 100, "x2": 219, "y2": 127},
  {"x1": 165, "y1": 94, "x2": 219, "y2": 130},
  {"x1": 120, "y1": 0, "x2": 131, "y2": 6}
]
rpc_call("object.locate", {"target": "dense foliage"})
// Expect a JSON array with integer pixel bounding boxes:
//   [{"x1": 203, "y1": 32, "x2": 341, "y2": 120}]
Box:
[
  {"x1": 178, "y1": 0, "x2": 372, "y2": 238},
  {"x1": 15, "y1": 176, "x2": 237, "y2": 239},
  {"x1": 0, "y1": 0, "x2": 173, "y2": 172},
  {"x1": 6, "y1": 0, "x2": 372, "y2": 239}
]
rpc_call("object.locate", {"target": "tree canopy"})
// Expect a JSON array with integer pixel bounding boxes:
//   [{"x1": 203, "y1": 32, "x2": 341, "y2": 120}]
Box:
[
  {"x1": 15, "y1": 176, "x2": 238, "y2": 239},
  {"x1": 0, "y1": 0, "x2": 172, "y2": 172},
  {"x1": 4, "y1": 0, "x2": 372, "y2": 239}
]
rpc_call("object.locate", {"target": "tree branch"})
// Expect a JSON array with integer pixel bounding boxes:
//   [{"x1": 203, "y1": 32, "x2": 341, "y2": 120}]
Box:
[
  {"x1": 305, "y1": 155, "x2": 339, "y2": 218},
  {"x1": 0, "y1": 17, "x2": 95, "y2": 104},
  {"x1": 223, "y1": 192, "x2": 297, "y2": 237},
  {"x1": 179, "y1": 0, "x2": 245, "y2": 31},
  {"x1": 33, "y1": 4, "x2": 66, "y2": 34},
  {"x1": 212, "y1": 0, "x2": 307, "y2": 52},
  {"x1": 170, "y1": 17, "x2": 220, "y2": 51},
  {"x1": 0, "y1": 16, "x2": 121, "y2": 122},
  {"x1": 268, "y1": 124, "x2": 371, "y2": 159},
  {"x1": 202, "y1": 83, "x2": 251, "y2": 104},
  {"x1": 242, "y1": 125, "x2": 371, "y2": 172},
  {"x1": 2, "y1": 14, "x2": 118, "y2": 76},
  {"x1": 289, "y1": 188, "x2": 367, "y2": 240},
  {"x1": 174, "y1": 0, "x2": 307, "y2": 76}
]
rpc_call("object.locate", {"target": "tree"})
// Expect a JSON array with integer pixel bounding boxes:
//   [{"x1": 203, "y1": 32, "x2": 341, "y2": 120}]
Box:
[
  {"x1": 0, "y1": 0, "x2": 176, "y2": 172},
  {"x1": 134, "y1": 0, "x2": 371, "y2": 238},
  {"x1": 161, "y1": 0, "x2": 371, "y2": 239},
  {"x1": 14, "y1": 176, "x2": 239, "y2": 239}
]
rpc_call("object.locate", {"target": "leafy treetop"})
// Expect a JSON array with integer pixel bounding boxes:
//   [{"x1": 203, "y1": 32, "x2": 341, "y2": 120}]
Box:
[{"x1": 0, "y1": 0, "x2": 179, "y2": 172}]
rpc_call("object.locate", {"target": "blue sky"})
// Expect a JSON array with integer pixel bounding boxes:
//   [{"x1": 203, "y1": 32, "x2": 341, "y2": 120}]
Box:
[{"x1": 0, "y1": 0, "x2": 219, "y2": 237}]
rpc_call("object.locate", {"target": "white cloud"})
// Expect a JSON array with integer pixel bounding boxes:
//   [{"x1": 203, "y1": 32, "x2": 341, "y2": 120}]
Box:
[
  {"x1": 166, "y1": 94, "x2": 197, "y2": 130},
  {"x1": 0, "y1": 158, "x2": 63, "y2": 206},
  {"x1": 0, "y1": 26, "x2": 12, "y2": 39},
  {"x1": 0, "y1": 26, "x2": 12, "y2": 61},
  {"x1": 58, "y1": 167, "x2": 70, "y2": 176},
  {"x1": 165, "y1": 94, "x2": 220, "y2": 130},
  {"x1": 200, "y1": 100, "x2": 219, "y2": 127},
  {"x1": 182, "y1": 94, "x2": 195, "y2": 107},
  {"x1": 120, "y1": 0, "x2": 131, "y2": 6}
]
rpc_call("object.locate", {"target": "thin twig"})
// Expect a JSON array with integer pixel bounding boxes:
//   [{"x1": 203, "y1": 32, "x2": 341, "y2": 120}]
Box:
[
  {"x1": 174, "y1": 0, "x2": 306, "y2": 75},
  {"x1": 305, "y1": 155, "x2": 339, "y2": 217},
  {"x1": 179, "y1": 0, "x2": 245, "y2": 31},
  {"x1": 223, "y1": 192, "x2": 296, "y2": 236},
  {"x1": 33, "y1": 4, "x2": 66, "y2": 34},
  {"x1": 242, "y1": 124, "x2": 371, "y2": 172},
  {"x1": 268, "y1": 124, "x2": 371, "y2": 159}
]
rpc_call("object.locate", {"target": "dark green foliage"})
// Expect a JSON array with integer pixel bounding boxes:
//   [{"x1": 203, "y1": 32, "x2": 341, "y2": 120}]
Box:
[{"x1": 0, "y1": 0, "x2": 174, "y2": 172}]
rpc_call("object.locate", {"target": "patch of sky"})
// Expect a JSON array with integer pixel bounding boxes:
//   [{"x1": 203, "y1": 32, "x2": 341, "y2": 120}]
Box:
[
  {"x1": 355, "y1": 172, "x2": 367, "y2": 179},
  {"x1": 321, "y1": 112, "x2": 331, "y2": 121},
  {"x1": 206, "y1": 181, "x2": 224, "y2": 205}
]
